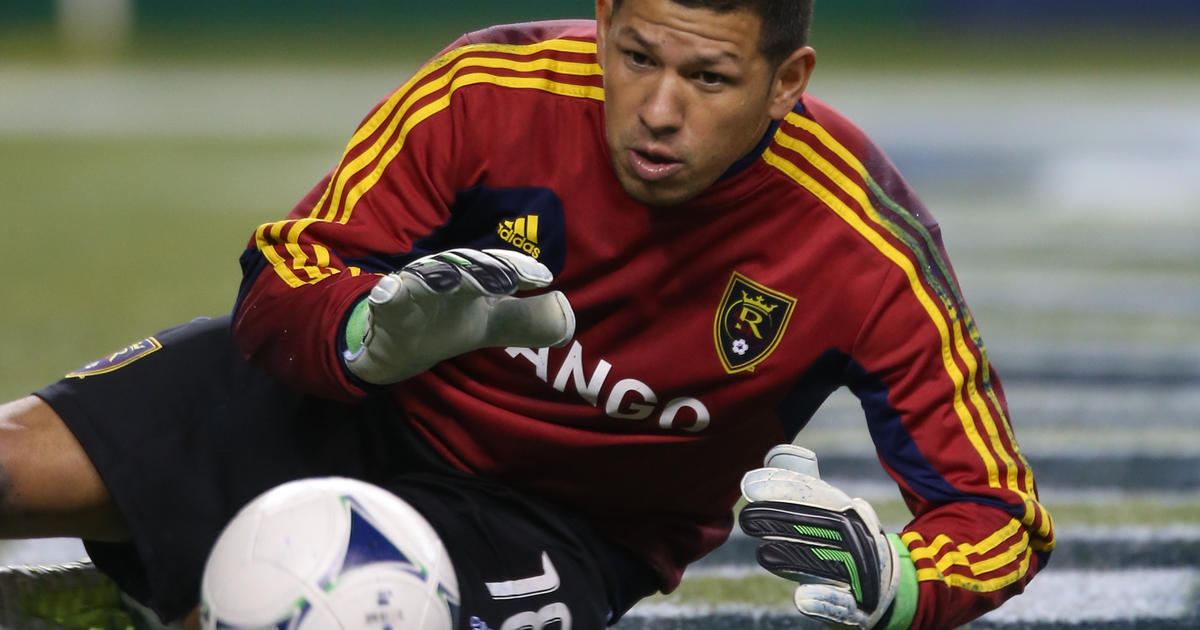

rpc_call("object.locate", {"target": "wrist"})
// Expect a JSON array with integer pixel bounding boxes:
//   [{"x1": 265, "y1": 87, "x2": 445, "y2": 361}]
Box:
[
  {"x1": 879, "y1": 533, "x2": 918, "y2": 630},
  {"x1": 342, "y1": 297, "x2": 370, "y2": 359}
]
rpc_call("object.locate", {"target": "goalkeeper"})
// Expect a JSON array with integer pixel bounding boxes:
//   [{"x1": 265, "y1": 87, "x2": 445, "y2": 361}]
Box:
[{"x1": 0, "y1": 0, "x2": 1053, "y2": 628}]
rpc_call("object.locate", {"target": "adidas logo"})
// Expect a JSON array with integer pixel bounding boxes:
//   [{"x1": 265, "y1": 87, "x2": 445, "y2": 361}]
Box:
[{"x1": 496, "y1": 215, "x2": 541, "y2": 259}]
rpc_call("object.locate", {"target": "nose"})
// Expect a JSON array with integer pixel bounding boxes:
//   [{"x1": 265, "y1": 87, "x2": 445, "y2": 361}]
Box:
[{"x1": 638, "y1": 77, "x2": 684, "y2": 137}]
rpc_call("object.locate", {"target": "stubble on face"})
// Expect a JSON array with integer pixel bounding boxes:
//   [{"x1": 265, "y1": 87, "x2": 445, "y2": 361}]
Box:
[{"x1": 598, "y1": 0, "x2": 776, "y2": 207}]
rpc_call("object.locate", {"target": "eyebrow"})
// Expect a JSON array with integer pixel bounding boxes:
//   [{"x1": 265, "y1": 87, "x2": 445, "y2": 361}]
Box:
[{"x1": 619, "y1": 25, "x2": 742, "y2": 65}]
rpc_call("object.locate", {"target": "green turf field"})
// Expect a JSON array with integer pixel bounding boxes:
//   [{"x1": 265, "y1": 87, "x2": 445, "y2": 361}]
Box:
[{"x1": 0, "y1": 136, "x2": 339, "y2": 399}]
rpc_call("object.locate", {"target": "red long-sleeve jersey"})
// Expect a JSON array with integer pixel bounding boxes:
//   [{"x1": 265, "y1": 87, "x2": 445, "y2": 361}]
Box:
[{"x1": 232, "y1": 20, "x2": 1053, "y2": 629}]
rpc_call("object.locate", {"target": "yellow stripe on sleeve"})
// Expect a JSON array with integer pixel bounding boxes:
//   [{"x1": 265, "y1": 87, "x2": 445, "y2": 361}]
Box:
[
  {"x1": 915, "y1": 546, "x2": 1033, "y2": 593},
  {"x1": 254, "y1": 221, "x2": 304, "y2": 288},
  {"x1": 335, "y1": 38, "x2": 596, "y2": 164},
  {"x1": 789, "y1": 112, "x2": 1053, "y2": 528},
  {"x1": 778, "y1": 115, "x2": 1026, "y2": 494},
  {"x1": 253, "y1": 40, "x2": 602, "y2": 291},
  {"x1": 905, "y1": 519, "x2": 1024, "y2": 567},
  {"x1": 254, "y1": 218, "x2": 338, "y2": 286},
  {"x1": 314, "y1": 39, "x2": 600, "y2": 223},
  {"x1": 762, "y1": 145, "x2": 1000, "y2": 488},
  {"x1": 340, "y1": 71, "x2": 603, "y2": 225},
  {"x1": 776, "y1": 113, "x2": 1046, "y2": 524},
  {"x1": 902, "y1": 521, "x2": 1034, "y2": 592},
  {"x1": 764, "y1": 111, "x2": 1056, "y2": 598}
]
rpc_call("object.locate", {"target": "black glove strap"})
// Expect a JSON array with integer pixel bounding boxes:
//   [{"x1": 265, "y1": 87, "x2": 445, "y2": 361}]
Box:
[
  {"x1": 406, "y1": 251, "x2": 520, "y2": 295},
  {"x1": 739, "y1": 501, "x2": 883, "y2": 611}
]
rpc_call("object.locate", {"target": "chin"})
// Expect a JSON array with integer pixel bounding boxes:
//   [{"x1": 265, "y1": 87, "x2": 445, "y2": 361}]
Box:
[
  {"x1": 624, "y1": 183, "x2": 690, "y2": 207},
  {"x1": 615, "y1": 168, "x2": 705, "y2": 207}
]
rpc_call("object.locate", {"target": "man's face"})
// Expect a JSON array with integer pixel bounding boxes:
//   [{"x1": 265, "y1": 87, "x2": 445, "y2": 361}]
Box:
[{"x1": 596, "y1": 0, "x2": 807, "y2": 206}]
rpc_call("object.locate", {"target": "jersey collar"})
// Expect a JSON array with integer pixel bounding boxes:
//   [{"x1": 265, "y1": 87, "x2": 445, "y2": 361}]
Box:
[
  {"x1": 716, "y1": 99, "x2": 807, "y2": 182},
  {"x1": 717, "y1": 118, "x2": 782, "y2": 182}
]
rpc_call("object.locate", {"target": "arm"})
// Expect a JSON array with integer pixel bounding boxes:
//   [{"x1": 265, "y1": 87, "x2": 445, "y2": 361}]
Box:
[
  {"x1": 741, "y1": 261, "x2": 1051, "y2": 630},
  {"x1": 233, "y1": 24, "x2": 600, "y2": 399},
  {"x1": 842, "y1": 237, "x2": 1054, "y2": 628},
  {"x1": 231, "y1": 51, "x2": 476, "y2": 400},
  {"x1": 744, "y1": 98, "x2": 1051, "y2": 628}
]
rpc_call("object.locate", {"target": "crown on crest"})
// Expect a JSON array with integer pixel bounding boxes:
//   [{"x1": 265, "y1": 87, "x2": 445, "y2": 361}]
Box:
[{"x1": 741, "y1": 291, "x2": 778, "y2": 313}]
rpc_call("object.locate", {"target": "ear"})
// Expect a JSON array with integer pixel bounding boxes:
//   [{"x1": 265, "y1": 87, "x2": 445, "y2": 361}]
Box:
[
  {"x1": 766, "y1": 46, "x2": 816, "y2": 120},
  {"x1": 595, "y1": 0, "x2": 614, "y2": 70}
]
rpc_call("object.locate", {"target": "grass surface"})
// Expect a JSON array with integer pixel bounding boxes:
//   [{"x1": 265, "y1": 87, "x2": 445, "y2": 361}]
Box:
[
  {"x1": 665, "y1": 574, "x2": 795, "y2": 609},
  {"x1": 0, "y1": 136, "x2": 339, "y2": 399}
]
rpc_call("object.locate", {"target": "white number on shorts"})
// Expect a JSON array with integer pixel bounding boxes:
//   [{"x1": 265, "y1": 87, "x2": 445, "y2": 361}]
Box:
[
  {"x1": 498, "y1": 602, "x2": 571, "y2": 630},
  {"x1": 485, "y1": 551, "x2": 561, "y2": 599},
  {"x1": 485, "y1": 551, "x2": 572, "y2": 630}
]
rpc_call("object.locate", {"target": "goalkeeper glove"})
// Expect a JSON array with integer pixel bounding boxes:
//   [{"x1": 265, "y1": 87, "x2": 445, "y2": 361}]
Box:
[
  {"x1": 739, "y1": 444, "x2": 916, "y2": 630},
  {"x1": 344, "y1": 248, "x2": 574, "y2": 384}
]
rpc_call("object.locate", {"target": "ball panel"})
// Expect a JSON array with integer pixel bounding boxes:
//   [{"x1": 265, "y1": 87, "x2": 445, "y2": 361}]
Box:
[
  {"x1": 202, "y1": 477, "x2": 459, "y2": 630},
  {"x1": 320, "y1": 567, "x2": 449, "y2": 630},
  {"x1": 252, "y1": 487, "x2": 347, "y2": 585}
]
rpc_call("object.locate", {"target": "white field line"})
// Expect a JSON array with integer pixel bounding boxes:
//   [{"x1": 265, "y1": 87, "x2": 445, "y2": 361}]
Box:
[
  {"x1": 3, "y1": 64, "x2": 1196, "y2": 141},
  {"x1": 797, "y1": 391, "x2": 1200, "y2": 456},
  {"x1": 4, "y1": 63, "x2": 1200, "y2": 220},
  {"x1": 630, "y1": 569, "x2": 1200, "y2": 623},
  {"x1": 625, "y1": 600, "x2": 789, "y2": 618},
  {"x1": 0, "y1": 65, "x2": 410, "y2": 139},
  {"x1": 981, "y1": 568, "x2": 1200, "y2": 623},
  {"x1": 0, "y1": 538, "x2": 88, "y2": 567},
  {"x1": 7, "y1": 524, "x2": 1197, "y2": 571},
  {"x1": 1061, "y1": 523, "x2": 1200, "y2": 540}
]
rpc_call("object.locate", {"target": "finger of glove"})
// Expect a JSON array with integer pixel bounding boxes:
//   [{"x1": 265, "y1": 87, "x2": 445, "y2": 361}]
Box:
[
  {"x1": 371, "y1": 270, "x2": 443, "y2": 320},
  {"x1": 398, "y1": 255, "x2": 467, "y2": 295},
  {"x1": 794, "y1": 584, "x2": 870, "y2": 629},
  {"x1": 763, "y1": 444, "x2": 820, "y2": 477},
  {"x1": 740, "y1": 467, "x2": 855, "y2": 511},
  {"x1": 851, "y1": 497, "x2": 885, "y2": 533},
  {"x1": 480, "y1": 248, "x2": 554, "y2": 290},
  {"x1": 366, "y1": 273, "x2": 423, "y2": 317},
  {"x1": 366, "y1": 273, "x2": 406, "y2": 305},
  {"x1": 432, "y1": 249, "x2": 526, "y2": 297},
  {"x1": 483, "y1": 291, "x2": 575, "y2": 349}
]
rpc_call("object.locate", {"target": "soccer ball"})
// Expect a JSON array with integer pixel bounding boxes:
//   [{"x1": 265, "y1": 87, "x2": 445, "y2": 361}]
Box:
[{"x1": 201, "y1": 477, "x2": 460, "y2": 630}]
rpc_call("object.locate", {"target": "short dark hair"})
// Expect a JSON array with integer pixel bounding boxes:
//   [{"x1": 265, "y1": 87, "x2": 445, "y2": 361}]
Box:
[{"x1": 609, "y1": 0, "x2": 814, "y2": 67}]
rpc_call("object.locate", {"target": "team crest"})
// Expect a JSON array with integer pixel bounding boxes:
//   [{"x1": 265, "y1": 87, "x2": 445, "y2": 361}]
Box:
[
  {"x1": 67, "y1": 336, "x2": 162, "y2": 379},
  {"x1": 714, "y1": 272, "x2": 796, "y2": 374}
]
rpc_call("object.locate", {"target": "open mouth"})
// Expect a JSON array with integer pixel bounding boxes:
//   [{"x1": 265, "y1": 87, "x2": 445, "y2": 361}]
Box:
[
  {"x1": 628, "y1": 148, "x2": 684, "y2": 182},
  {"x1": 637, "y1": 148, "x2": 676, "y2": 164}
]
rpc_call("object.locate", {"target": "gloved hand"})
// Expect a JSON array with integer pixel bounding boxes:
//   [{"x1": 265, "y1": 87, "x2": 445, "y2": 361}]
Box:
[
  {"x1": 344, "y1": 248, "x2": 574, "y2": 384},
  {"x1": 739, "y1": 445, "x2": 912, "y2": 630}
]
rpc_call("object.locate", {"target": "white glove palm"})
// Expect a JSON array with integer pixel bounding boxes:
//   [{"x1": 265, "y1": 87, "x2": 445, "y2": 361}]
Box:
[
  {"x1": 345, "y1": 248, "x2": 574, "y2": 384},
  {"x1": 740, "y1": 445, "x2": 903, "y2": 630}
]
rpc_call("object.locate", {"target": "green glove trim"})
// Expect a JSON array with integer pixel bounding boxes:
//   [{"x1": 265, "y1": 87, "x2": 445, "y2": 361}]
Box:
[
  {"x1": 344, "y1": 298, "x2": 370, "y2": 355},
  {"x1": 794, "y1": 524, "x2": 844, "y2": 541},
  {"x1": 812, "y1": 547, "x2": 863, "y2": 604},
  {"x1": 882, "y1": 533, "x2": 918, "y2": 630}
]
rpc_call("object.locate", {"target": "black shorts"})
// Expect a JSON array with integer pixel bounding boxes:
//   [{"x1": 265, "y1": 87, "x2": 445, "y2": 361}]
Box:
[{"x1": 36, "y1": 315, "x2": 656, "y2": 628}]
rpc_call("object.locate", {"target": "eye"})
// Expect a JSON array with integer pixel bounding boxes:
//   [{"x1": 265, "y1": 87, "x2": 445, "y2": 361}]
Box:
[
  {"x1": 624, "y1": 50, "x2": 654, "y2": 69},
  {"x1": 695, "y1": 71, "x2": 727, "y2": 87}
]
